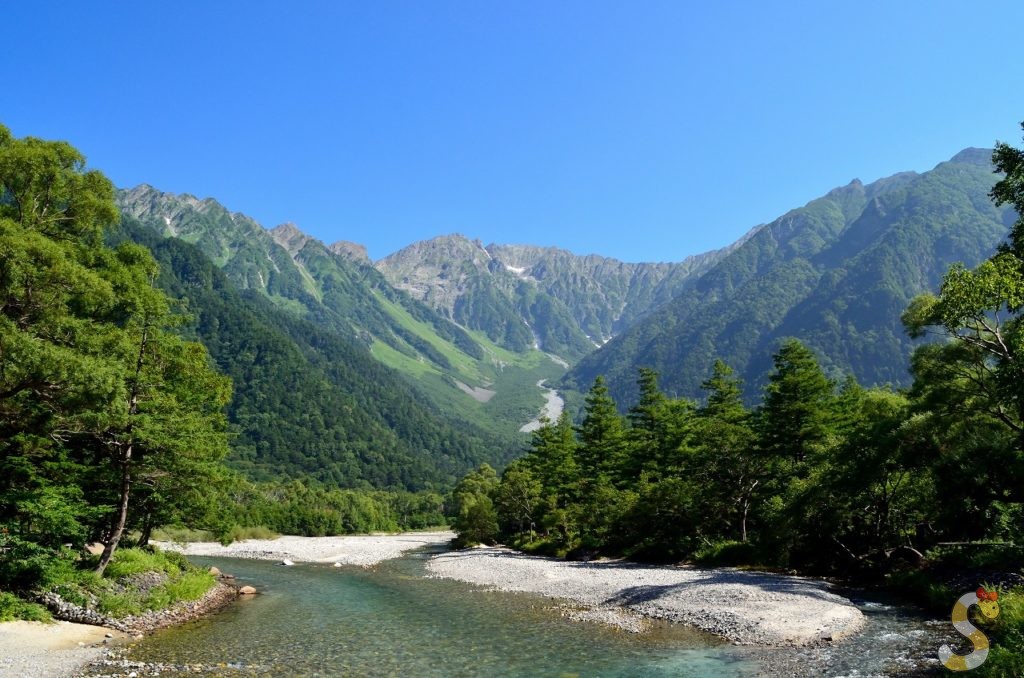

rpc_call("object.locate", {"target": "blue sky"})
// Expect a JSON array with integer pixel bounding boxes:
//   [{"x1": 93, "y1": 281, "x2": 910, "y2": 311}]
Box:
[{"x1": 4, "y1": 2, "x2": 1024, "y2": 262}]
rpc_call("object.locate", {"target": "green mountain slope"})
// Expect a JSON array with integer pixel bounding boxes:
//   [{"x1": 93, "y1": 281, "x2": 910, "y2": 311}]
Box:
[
  {"x1": 564, "y1": 148, "x2": 1014, "y2": 403},
  {"x1": 113, "y1": 217, "x2": 508, "y2": 490},
  {"x1": 117, "y1": 185, "x2": 565, "y2": 441}
]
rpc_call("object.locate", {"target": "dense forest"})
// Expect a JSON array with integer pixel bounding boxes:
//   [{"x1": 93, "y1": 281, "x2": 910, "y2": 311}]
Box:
[{"x1": 452, "y1": 138, "x2": 1024, "y2": 673}]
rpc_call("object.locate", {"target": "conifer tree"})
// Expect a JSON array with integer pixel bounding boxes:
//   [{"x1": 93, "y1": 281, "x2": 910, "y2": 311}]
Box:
[
  {"x1": 0, "y1": 124, "x2": 231, "y2": 577},
  {"x1": 758, "y1": 339, "x2": 835, "y2": 467},
  {"x1": 695, "y1": 360, "x2": 759, "y2": 541},
  {"x1": 577, "y1": 376, "x2": 628, "y2": 485}
]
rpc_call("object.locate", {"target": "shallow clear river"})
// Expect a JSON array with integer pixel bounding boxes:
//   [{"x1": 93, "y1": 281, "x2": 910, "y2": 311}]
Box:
[
  {"x1": 111, "y1": 545, "x2": 758, "y2": 676},
  {"x1": 102, "y1": 545, "x2": 947, "y2": 676}
]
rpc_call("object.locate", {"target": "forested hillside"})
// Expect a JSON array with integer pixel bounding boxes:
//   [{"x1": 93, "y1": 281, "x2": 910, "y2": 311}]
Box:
[
  {"x1": 565, "y1": 149, "x2": 1014, "y2": 403},
  {"x1": 118, "y1": 186, "x2": 566, "y2": 440},
  {"x1": 113, "y1": 217, "x2": 507, "y2": 490}
]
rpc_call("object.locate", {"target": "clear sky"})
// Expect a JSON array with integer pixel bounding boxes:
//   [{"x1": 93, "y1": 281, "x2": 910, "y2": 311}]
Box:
[{"x1": 4, "y1": 2, "x2": 1024, "y2": 262}]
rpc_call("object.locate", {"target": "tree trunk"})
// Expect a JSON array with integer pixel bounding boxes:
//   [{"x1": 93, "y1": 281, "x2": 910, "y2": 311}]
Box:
[
  {"x1": 137, "y1": 510, "x2": 153, "y2": 548},
  {"x1": 95, "y1": 319, "x2": 150, "y2": 576},
  {"x1": 740, "y1": 499, "x2": 749, "y2": 543},
  {"x1": 95, "y1": 445, "x2": 132, "y2": 575}
]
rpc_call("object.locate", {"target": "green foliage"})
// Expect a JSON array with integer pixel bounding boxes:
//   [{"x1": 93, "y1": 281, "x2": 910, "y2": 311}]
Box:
[
  {"x1": 474, "y1": 336, "x2": 1019, "y2": 574},
  {"x1": 978, "y1": 587, "x2": 1024, "y2": 677},
  {"x1": 693, "y1": 540, "x2": 759, "y2": 567},
  {"x1": 225, "y1": 525, "x2": 279, "y2": 542},
  {"x1": 0, "y1": 124, "x2": 232, "y2": 587},
  {"x1": 451, "y1": 465, "x2": 500, "y2": 546},
  {"x1": 102, "y1": 547, "x2": 182, "y2": 579},
  {"x1": 0, "y1": 592, "x2": 52, "y2": 622},
  {"x1": 577, "y1": 377, "x2": 629, "y2": 485}
]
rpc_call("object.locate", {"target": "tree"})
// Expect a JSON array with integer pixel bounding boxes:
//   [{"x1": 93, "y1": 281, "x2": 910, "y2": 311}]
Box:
[
  {"x1": 576, "y1": 376, "x2": 628, "y2": 485},
  {"x1": 523, "y1": 411, "x2": 579, "y2": 501},
  {"x1": 450, "y1": 464, "x2": 500, "y2": 546},
  {"x1": 0, "y1": 125, "x2": 231, "y2": 578},
  {"x1": 758, "y1": 339, "x2": 836, "y2": 467},
  {"x1": 693, "y1": 360, "x2": 759, "y2": 542},
  {"x1": 625, "y1": 368, "x2": 694, "y2": 481},
  {"x1": 901, "y1": 130, "x2": 1024, "y2": 515},
  {"x1": 494, "y1": 461, "x2": 542, "y2": 537}
]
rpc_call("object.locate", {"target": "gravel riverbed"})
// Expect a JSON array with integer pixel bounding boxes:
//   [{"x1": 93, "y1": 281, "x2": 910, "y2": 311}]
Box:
[
  {"x1": 0, "y1": 620, "x2": 127, "y2": 677},
  {"x1": 427, "y1": 546, "x2": 866, "y2": 646},
  {"x1": 155, "y1": 531, "x2": 454, "y2": 567}
]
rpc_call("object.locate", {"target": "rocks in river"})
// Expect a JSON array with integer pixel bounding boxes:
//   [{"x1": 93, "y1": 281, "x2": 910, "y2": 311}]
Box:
[
  {"x1": 333, "y1": 562, "x2": 342, "y2": 567},
  {"x1": 208, "y1": 566, "x2": 221, "y2": 576},
  {"x1": 239, "y1": 586, "x2": 257, "y2": 595},
  {"x1": 279, "y1": 559, "x2": 295, "y2": 566}
]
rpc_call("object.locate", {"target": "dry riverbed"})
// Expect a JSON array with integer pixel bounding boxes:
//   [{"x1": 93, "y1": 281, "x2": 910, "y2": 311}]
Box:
[
  {"x1": 427, "y1": 546, "x2": 865, "y2": 646},
  {"x1": 0, "y1": 620, "x2": 126, "y2": 677},
  {"x1": 156, "y1": 530, "x2": 454, "y2": 567}
]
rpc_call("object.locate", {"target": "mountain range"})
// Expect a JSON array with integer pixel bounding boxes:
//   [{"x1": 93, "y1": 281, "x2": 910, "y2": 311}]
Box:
[{"x1": 114, "y1": 146, "x2": 1012, "y2": 488}]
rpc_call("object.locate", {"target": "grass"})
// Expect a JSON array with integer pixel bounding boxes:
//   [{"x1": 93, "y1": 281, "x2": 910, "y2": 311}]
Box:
[
  {"x1": 368, "y1": 294, "x2": 575, "y2": 444},
  {"x1": 226, "y1": 525, "x2": 278, "y2": 541},
  {"x1": 103, "y1": 547, "x2": 185, "y2": 579},
  {"x1": 0, "y1": 592, "x2": 52, "y2": 622},
  {"x1": 373, "y1": 290, "x2": 484, "y2": 381},
  {"x1": 977, "y1": 586, "x2": 1024, "y2": 677},
  {"x1": 42, "y1": 547, "x2": 217, "y2": 620},
  {"x1": 150, "y1": 525, "x2": 217, "y2": 543},
  {"x1": 371, "y1": 339, "x2": 438, "y2": 377}
]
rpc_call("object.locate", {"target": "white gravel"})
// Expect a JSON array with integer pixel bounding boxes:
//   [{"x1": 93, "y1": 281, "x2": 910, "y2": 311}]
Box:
[
  {"x1": 0, "y1": 620, "x2": 126, "y2": 677},
  {"x1": 426, "y1": 546, "x2": 865, "y2": 646},
  {"x1": 155, "y1": 531, "x2": 453, "y2": 567}
]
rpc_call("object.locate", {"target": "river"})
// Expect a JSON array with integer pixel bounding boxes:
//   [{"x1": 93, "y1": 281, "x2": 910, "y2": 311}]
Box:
[
  {"x1": 100, "y1": 544, "x2": 756, "y2": 676},
  {"x1": 92, "y1": 545, "x2": 950, "y2": 676}
]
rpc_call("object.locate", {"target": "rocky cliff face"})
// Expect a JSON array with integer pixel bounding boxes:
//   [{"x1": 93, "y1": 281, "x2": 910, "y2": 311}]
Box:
[{"x1": 376, "y1": 234, "x2": 737, "y2": 359}]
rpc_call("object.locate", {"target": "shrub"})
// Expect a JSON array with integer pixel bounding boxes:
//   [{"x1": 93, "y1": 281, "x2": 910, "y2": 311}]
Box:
[
  {"x1": 0, "y1": 592, "x2": 52, "y2": 622},
  {"x1": 694, "y1": 540, "x2": 759, "y2": 567},
  {"x1": 103, "y1": 548, "x2": 182, "y2": 579},
  {"x1": 979, "y1": 587, "x2": 1024, "y2": 677},
  {"x1": 150, "y1": 526, "x2": 216, "y2": 544},
  {"x1": 226, "y1": 525, "x2": 278, "y2": 542}
]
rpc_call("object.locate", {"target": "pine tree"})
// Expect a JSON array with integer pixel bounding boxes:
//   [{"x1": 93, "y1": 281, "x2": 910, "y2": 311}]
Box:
[
  {"x1": 695, "y1": 360, "x2": 759, "y2": 541},
  {"x1": 577, "y1": 376, "x2": 628, "y2": 485},
  {"x1": 524, "y1": 411, "x2": 579, "y2": 500},
  {"x1": 0, "y1": 124, "x2": 231, "y2": 578},
  {"x1": 758, "y1": 339, "x2": 835, "y2": 467}
]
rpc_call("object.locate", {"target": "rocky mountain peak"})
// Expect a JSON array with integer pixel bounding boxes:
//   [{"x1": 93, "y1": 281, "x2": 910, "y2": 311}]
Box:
[
  {"x1": 269, "y1": 222, "x2": 313, "y2": 255},
  {"x1": 328, "y1": 240, "x2": 370, "y2": 263}
]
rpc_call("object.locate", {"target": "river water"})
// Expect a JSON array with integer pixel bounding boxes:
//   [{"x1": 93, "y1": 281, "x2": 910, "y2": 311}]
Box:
[{"x1": 98, "y1": 545, "x2": 948, "y2": 676}]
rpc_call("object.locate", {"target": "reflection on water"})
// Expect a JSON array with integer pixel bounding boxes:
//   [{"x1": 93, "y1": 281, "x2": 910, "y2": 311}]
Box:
[{"x1": 111, "y1": 545, "x2": 758, "y2": 676}]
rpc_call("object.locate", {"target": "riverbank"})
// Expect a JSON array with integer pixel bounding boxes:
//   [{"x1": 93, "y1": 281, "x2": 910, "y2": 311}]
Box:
[
  {"x1": 156, "y1": 530, "x2": 454, "y2": 566},
  {"x1": 427, "y1": 546, "x2": 865, "y2": 646},
  {"x1": 0, "y1": 620, "x2": 127, "y2": 677}
]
